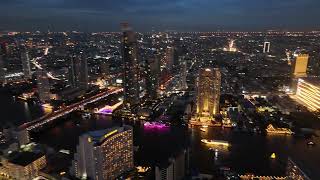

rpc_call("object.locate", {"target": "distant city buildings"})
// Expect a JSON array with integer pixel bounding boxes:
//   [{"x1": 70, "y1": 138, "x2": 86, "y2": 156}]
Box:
[
  {"x1": 0, "y1": 45, "x2": 5, "y2": 84},
  {"x1": 71, "y1": 125, "x2": 134, "y2": 180},
  {"x1": 121, "y1": 23, "x2": 140, "y2": 109},
  {"x1": 20, "y1": 46, "x2": 32, "y2": 79},
  {"x1": 263, "y1": 41, "x2": 271, "y2": 53},
  {"x1": 196, "y1": 68, "x2": 221, "y2": 119},
  {"x1": 36, "y1": 69, "x2": 51, "y2": 103},
  {"x1": 296, "y1": 78, "x2": 320, "y2": 111}
]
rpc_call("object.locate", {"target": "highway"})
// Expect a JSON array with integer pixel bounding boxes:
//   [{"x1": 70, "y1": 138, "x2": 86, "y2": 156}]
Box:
[{"x1": 19, "y1": 88, "x2": 123, "y2": 131}]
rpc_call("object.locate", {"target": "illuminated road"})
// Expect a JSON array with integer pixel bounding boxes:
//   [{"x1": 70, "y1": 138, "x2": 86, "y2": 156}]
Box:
[{"x1": 19, "y1": 88, "x2": 123, "y2": 131}]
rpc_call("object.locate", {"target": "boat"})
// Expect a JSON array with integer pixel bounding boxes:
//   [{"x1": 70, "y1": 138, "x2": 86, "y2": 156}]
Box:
[
  {"x1": 201, "y1": 139, "x2": 230, "y2": 146},
  {"x1": 200, "y1": 128, "x2": 207, "y2": 132},
  {"x1": 307, "y1": 141, "x2": 315, "y2": 146}
]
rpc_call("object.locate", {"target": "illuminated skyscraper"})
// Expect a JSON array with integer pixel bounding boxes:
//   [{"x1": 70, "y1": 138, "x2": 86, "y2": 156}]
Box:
[
  {"x1": 0, "y1": 45, "x2": 5, "y2": 84},
  {"x1": 36, "y1": 69, "x2": 51, "y2": 103},
  {"x1": 20, "y1": 46, "x2": 32, "y2": 79},
  {"x1": 196, "y1": 68, "x2": 221, "y2": 118},
  {"x1": 121, "y1": 23, "x2": 140, "y2": 108},
  {"x1": 146, "y1": 53, "x2": 160, "y2": 99},
  {"x1": 263, "y1": 42, "x2": 271, "y2": 53},
  {"x1": 71, "y1": 126, "x2": 134, "y2": 180},
  {"x1": 296, "y1": 78, "x2": 320, "y2": 111},
  {"x1": 69, "y1": 53, "x2": 89, "y2": 89},
  {"x1": 165, "y1": 46, "x2": 174, "y2": 72},
  {"x1": 292, "y1": 54, "x2": 309, "y2": 78},
  {"x1": 178, "y1": 57, "x2": 188, "y2": 90}
]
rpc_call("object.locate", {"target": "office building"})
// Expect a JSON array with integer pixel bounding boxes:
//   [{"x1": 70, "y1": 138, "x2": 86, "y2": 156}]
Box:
[
  {"x1": 296, "y1": 78, "x2": 320, "y2": 111},
  {"x1": 155, "y1": 149, "x2": 188, "y2": 180},
  {"x1": 36, "y1": 69, "x2": 51, "y2": 103},
  {"x1": 71, "y1": 126, "x2": 134, "y2": 180},
  {"x1": 0, "y1": 45, "x2": 5, "y2": 84},
  {"x1": 165, "y1": 47, "x2": 174, "y2": 72},
  {"x1": 146, "y1": 54, "x2": 160, "y2": 99},
  {"x1": 292, "y1": 54, "x2": 309, "y2": 78},
  {"x1": 2, "y1": 152, "x2": 47, "y2": 180},
  {"x1": 196, "y1": 68, "x2": 221, "y2": 118},
  {"x1": 121, "y1": 23, "x2": 140, "y2": 108},
  {"x1": 263, "y1": 42, "x2": 271, "y2": 53},
  {"x1": 20, "y1": 46, "x2": 32, "y2": 79},
  {"x1": 69, "y1": 53, "x2": 89, "y2": 89},
  {"x1": 178, "y1": 58, "x2": 188, "y2": 90}
]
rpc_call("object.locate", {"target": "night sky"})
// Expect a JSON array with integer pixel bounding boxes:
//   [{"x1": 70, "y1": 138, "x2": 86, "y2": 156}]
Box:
[{"x1": 0, "y1": 0, "x2": 319, "y2": 31}]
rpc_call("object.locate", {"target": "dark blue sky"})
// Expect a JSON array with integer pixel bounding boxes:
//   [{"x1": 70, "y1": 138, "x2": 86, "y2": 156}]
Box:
[{"x1": 0, "y1": 0, "x2": 319, "y2": 31}]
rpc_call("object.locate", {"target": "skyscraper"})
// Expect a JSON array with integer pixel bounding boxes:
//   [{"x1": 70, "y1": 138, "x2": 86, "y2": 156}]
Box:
[
  {"x1": 145, "y1": 53, "x2": 160, "y2": 99},
  {"x1": 178, "y1": 57, "x2": 188, "y2": 90},
  {"x1": 263, "y1": 42, "x2": 271, "y2": 53},
  {"x1": 165, "y1": 46, "x2": 174, "y2": 72},
  {"x1": 121, "y1": 23, "x2": 140, "y2": 108},
  {"x1": 36, "y1": 69, "x2": 51, "y2": 103},
  {"x1": 196, "y1": 68, "x2": 221, "y2": 118},
  {"x1": 71, "y1": 126, "x2": 134, "y2": 180},
  {"x1": 69, "y1": 53, "x2": 89, "y2": 89},
  {"x1": 0, "y1": 45, "x2": 6, "y2": 84},
  {"x1": 296, "y1": 78, "x2": 320, "y2": 111},
  {"x1": 20, "y1": 46, "x2": 32, "y2": 79},
  {"x1": 292, "y1": 54, "x2": 309, "y2": 78}
]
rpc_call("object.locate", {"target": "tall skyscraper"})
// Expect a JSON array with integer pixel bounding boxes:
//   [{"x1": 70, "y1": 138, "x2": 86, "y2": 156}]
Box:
[
  {"x1": 146, "y1": 54, "x2": 160, "y2": 99},
  {"x1": 196, "y1": 68, "x2": 221, "y2": 118},
  {"x1": 263, "y1": 42, "x2": 271, "y2": 53},
  {"x1": 69, "y1": 53, "x2": 89, "y2": 89},
  {"x1": 178, "y1": 57, "x2": 188, "y2": 90},
  {"x1": 71, "y1": 126, "x2": 134, "y2": 180},
  {"x1": 292, "y1": 54, "x2": 309, "y2": 78},
  {"x1": 165, "y1": 47, "x2": 174, "y2": 72},
  {"x1": 0, "y1": 45, "x2": 6, "y2": 84},
  {"x1": 36, "y1": 69, "x2": 51, "y2": 103},
  {"x1": 121, "y1": 23, "x2": 140, "y2": 108},
  {"x1": 20, "y1": 46, "x2": 32, "y2": 79}
]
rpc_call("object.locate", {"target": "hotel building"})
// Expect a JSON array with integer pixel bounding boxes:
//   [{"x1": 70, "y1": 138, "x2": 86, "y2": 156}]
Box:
[
  {"x1": 296, "y1": 78, "x2": 320, "y2": 111},
  {"x1": 196, "y1": 68, "x2": 221, "y2": 118},
  {"x1": 71, "y1": 125, "x2": 134, "y2": 180}
]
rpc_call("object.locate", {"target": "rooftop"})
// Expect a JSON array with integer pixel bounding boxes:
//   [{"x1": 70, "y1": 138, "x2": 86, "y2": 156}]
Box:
[{"x1": 9, "y1": 151, "x2": 45, "y2": 166}]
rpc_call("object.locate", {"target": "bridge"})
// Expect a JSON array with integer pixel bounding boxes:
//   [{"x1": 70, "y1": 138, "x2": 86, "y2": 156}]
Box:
[{"x1": 19, "y1": 88, "x2": 123, "y2": 132}]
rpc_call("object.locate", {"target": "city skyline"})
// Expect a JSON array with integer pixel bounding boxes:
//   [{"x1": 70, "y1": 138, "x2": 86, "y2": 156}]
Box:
[{"x1": 0, "y1": 0, "x2": 320, "y2": 31}]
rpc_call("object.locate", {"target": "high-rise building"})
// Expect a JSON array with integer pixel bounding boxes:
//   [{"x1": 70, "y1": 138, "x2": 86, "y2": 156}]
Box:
[
  {"x1": 101, "y1": 60, "x2": 110, "y2": 79},
  {"x1": 71, "y1": 126, "x2": 134, "y2": 180},
  {"x1": 292, "y1": 54, "x2": 309, "y2": 78},
  {"x1": 36, "y1": 69, "x2": 51, "y2": 103},
  {"x1": 69, "y1": 53, "x2": 89, "y2": 89},
  {"x1": 196, "y1": 68, "x2": 221, "y2": 118},
  {"x1": 0, "y1": 45, "x2": 6, "y2": 84},
  {"x1": 20, "y1": 46, "x2": 32, "y2": 79},
  {"x1": 178, "y1": 57, "x2": 188, "y2": 90},
  {"x1": 263, "y1": 42, "x2": 271, "y2": 53},
  {"x1": 121, "y1": 23, "x2": 140, "y2": 108},
  {"x1": 296, "y1": 78, "x2": 320, "y2": 111},
  {"x1": 146, "y1": 54, "x2": 160, "y2": 99},
  {"x1": 165, "y1": 47, "x2": 174, "y2": 72},
  {"x1": 155, "y1": 149, "x2": 189, "y2": 180}
]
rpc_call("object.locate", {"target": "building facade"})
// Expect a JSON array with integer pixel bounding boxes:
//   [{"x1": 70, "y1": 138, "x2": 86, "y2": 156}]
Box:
[
  {"x1": 121, "y1": 23, "x2": 140, "y2": 108},
  {"x1": 296, "y1": 78, "x2": 320, "y2": 111},
  {"x1": 36, "y1": 69, "x2": 51, "y2": 103},
  {"x1": 20, "y1": 46, "x2": 32, "y2": 79},
  {"x1": 71, "y1": 126, "x2": 134, "y2": 180},
  {"x1": 196, "y1": 68, "x2": 221, "y2": 118},
  {"x1": 69, "y1": 53, "x2": 89, "y2": 89},
  {"x1": 292, "y1": 54, "x2": 309, "y2": 78}
]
